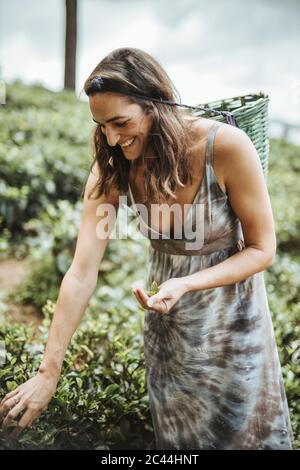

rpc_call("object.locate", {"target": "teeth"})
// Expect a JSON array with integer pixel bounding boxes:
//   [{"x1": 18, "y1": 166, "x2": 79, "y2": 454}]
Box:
[
  {"x1": 121, "y1": 138, "x2": 134, "y2": 147},
  {"x1": 120, "y1": 137, "x2": 135, "y2": 148}
]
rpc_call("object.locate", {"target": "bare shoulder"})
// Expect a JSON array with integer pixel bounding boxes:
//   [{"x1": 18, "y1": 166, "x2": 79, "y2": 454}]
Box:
[
  {"x1": 188, "y1": 116, "x2": 216, "y2": 142},
  {"x1": 214, "y1": 122, "x2": 253, "y2": 155},
  {"x1": 188, "y1": 119, "x2": 276, "y2": 260},
  {"x1": 84, "y1": 160, "x2": 121, "y2": 205},
  {"x1": 184, "y1": 117, "x2": 228, "y2": 192},
  {"x1": 213, "y1": 122, "x2": 261, "y2": 193},
  {"x1": 213, "y1": 122, "x2": 276, "y2": 261}
]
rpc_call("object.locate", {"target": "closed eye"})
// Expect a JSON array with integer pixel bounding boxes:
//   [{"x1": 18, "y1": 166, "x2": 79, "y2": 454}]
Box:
[
  {"x1": 100, "y1": 122, "x2": 127, "y2": 132},
  {"x1": 92, "y1": 118, "x2": 128, "y2": 129}
]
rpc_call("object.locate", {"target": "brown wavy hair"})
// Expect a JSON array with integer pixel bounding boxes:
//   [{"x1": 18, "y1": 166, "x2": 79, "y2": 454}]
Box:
[{"x1": 83, "y1": 47, "x2": 199, "y2": 204}]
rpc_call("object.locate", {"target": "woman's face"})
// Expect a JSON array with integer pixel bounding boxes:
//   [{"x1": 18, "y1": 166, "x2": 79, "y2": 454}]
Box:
[{"x1": 89, "y1": 92, "x2": 154, "y2": 162}]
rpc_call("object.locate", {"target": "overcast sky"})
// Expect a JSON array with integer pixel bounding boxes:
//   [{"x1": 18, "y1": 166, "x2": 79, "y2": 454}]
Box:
[{"x1": 1, "y1": 0, "x2": 299, "y2": 130}]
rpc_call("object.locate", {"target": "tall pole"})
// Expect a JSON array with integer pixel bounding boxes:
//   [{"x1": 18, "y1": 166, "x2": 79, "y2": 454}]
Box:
[{"x1": 64, "y1": 0, "x2": 77, "y2": 91}]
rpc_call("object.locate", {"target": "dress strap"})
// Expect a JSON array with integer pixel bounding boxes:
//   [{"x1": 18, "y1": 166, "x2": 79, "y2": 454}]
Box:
[
  {"x1": 204, "y1": 121, "x2": 224, "y2": 228},
  {"x1": 205, "y1": 121, "x2": 223, "y2": 168}
]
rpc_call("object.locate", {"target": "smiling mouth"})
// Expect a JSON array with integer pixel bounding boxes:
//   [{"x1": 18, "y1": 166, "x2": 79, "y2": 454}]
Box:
[{"x1": 120, "y1": 136, "x2": 137, "y2": 149}]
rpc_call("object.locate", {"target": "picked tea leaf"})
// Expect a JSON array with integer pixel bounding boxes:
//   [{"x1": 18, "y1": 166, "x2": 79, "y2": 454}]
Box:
[{"x1": 149, "y1": 280, "x2": 160, "y2": 296}]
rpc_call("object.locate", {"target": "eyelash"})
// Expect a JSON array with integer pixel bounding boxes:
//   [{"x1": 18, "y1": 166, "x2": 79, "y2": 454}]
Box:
[{"x1": 100, "y1": 122, "x2": 127, "y2": 130}]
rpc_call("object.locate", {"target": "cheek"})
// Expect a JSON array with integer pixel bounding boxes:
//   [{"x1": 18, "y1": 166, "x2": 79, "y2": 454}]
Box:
[
  {"x1": 136, "y1": 117, "x2": 151, "y2": 135},
  {"x1": 138, "y1": 123, "x2": 150, "y2": 138}
]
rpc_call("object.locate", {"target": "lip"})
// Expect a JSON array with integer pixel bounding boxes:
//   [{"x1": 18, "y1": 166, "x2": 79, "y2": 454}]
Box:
[{"x1": 120, "y1": 136, "x2": 136, "y2": 147}]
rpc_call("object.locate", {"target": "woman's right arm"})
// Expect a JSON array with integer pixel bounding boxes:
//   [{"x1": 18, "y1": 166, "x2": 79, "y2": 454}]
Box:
[{"x1": 0, "y1": 162, "x2": 120, "y2": 438}]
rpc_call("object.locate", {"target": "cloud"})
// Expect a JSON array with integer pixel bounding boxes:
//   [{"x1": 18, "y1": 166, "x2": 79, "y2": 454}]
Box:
[
  {"x1": 0, "y1": 0, "x2": 63, "y2": 57},
  {"x1": 0, "y1": 0, "x2": 299, "y2": 122}
]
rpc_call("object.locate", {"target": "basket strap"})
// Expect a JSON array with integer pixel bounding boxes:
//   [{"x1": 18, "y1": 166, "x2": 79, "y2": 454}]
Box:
[
  {"x1": 172, "y1": 102, "x2": 239, "y2": 127},
  {"x1": 155, "y1": 99, "x2": 240, "y2": 128},
  {"x1": 111, "y1": 89, "x2": 240, "y2": 128},
  {"x1": 205, "y1": 121, "x2": 223, "y2": 167},
  {"x1": 87, "y1": 78, "x2": 239, "y2": 127},
  {"x1": 191, "y1": 106, "x2": 239, "y2": 127},
  {"x1": 157, "y1": 99, "x2": 240, "y2": 127}
]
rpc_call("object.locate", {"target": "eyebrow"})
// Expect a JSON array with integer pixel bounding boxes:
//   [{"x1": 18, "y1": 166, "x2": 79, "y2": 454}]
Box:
[{"x1": 92, "y1": 115, "x2": 128, "y2": 125}]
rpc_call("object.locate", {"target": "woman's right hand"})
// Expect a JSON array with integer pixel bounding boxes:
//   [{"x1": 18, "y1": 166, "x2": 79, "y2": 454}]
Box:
[{"x1": 0, "y1": 369, "x2": 59, "y2": 439}]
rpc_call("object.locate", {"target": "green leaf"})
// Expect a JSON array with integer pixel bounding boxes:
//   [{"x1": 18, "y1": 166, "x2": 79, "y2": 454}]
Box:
[
  {"x1": 6, "y1": 380, "x2": 17, "y2": 392},
  {"x1": 148, "y1": 281, "x2": 159, "y2": 296}
]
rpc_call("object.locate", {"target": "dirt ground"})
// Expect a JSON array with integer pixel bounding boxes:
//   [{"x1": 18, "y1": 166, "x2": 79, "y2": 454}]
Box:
[{"x1": 0, "y1": 257, "x2": 43, "y2": 329}]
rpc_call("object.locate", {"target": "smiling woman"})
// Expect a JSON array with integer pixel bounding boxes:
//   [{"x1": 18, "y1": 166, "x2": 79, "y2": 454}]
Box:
[
  {"x1": 0, "y1": 47, "x2": 294, "y2": 450},
  {"x1": 79, "y1": 48, "x2": 293, "y2": 450}
]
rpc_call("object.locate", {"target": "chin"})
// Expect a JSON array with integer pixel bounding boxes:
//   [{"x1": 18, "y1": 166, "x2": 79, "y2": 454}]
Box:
[{"x1": 124, "y1": 154, "x2": 141, "y2": 161}]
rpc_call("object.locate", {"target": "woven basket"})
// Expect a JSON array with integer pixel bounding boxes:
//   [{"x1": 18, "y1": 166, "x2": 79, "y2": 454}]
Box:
[{"x1": 192, "y1": 92, "x2": 270, "y2": 179}]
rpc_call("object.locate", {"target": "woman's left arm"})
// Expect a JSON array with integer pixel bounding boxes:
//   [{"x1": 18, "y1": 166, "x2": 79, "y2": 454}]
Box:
[
  {"x1": 183, "y1": 124, "x2": 276, "y2": 292},
  {"x1": 132, "y1": 125, "x2": 277, "y2": 313}
]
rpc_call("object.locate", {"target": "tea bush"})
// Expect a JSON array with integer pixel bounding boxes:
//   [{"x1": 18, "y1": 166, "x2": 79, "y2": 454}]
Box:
[
  {"x1": 0, "y1": 81, "x2": 91, "y2": 239},
  {"x1": 0, "y1": 300, "x2": 154, "y2": 450}
]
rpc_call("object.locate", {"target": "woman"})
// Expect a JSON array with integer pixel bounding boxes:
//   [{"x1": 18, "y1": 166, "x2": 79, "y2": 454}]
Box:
[{"x1": 0, "y1": 47, "x2": 294, "y2": 450}]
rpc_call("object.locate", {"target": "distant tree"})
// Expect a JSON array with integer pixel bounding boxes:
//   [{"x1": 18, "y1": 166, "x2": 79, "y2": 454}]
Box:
[{"x1": 64, "y1": 0, "x2": 77, "y2": 90}]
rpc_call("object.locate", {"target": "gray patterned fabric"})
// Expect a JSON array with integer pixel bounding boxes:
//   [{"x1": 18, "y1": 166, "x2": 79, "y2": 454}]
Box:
[{"x1": 127, "y1": 121, "x2": 294, "y2": 450}]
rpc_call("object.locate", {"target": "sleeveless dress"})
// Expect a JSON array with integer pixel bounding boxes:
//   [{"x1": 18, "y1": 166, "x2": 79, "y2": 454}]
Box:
[{"x1": 126, "y1": 121, "x2": 294, "y2": 450}]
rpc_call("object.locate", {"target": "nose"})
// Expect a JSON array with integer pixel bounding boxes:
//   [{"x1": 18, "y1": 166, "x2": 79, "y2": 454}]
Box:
[{"x1": 104, "y1": 127, "x2": 121, "y2": 147}]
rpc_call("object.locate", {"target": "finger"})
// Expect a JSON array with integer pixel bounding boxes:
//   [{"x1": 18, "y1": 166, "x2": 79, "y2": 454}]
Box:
[
  {"x1": 0, "y1": 395, "x2": 21, "y2": 420},
  {"x1": 137, "y1": 288, "x2": 153, "y2": 310},
  {"x1": 133, "y1": 289, "x2": 148, "y2": 309},
  {"x1": 10, "y1": 409, "x2": 35, "y2": 439},
  {"x1": 131, "y1": 287, "x2": 144, "y2": 304},
  {"x1": 0, "y1": 388, "x2": 20, "y2": 407},
  {"x1": 9, "y1": 423, "x2": 26, "y2": 440},
  {"x1": 9, "y1": 409, "x2": 42, "y2": 441},
  {"x1": 29, "y1": 409, "x2": 43, "y2": 426},
  {"x1": 145, "y1": 291, "x2": 162, "y2": 309},
  {"x1": 148, "y1": 296, "x2": 169, "y2": 314},
  {"x1": 138, "y1": 288, "x2": 167, "y2": 313},
  {"x1": 2, "y1": 401, "x2": 26, "y2": 429},
  {"x1": 147, "y1": 290, "x2": 165, "y2": 306},
  {"x1": 138, "y1": 288, "x2": 160, "y2": 313},
  {"x1": 25, "y1": 415, "x2": 37, "y2": 429},
  {"x1": 160, "y1": 299, "x2": 169, "y2": 314},
  {"x1": 136, "y1": 287, "x2": 150, "y2": 305},
  {"x1": 132, "y1": 287, "x2": 162, "y2": 312}
]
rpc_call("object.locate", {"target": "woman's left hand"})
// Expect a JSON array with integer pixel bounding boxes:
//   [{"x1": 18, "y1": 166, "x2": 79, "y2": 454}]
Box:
[{"x1": 131, "y1": 278, "x2": 188, "y2": 315}]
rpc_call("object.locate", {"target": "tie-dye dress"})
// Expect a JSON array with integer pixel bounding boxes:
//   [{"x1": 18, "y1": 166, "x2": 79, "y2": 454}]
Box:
[{"x1": 127, "y1": 120, "x2": 294, "y2": 450}]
